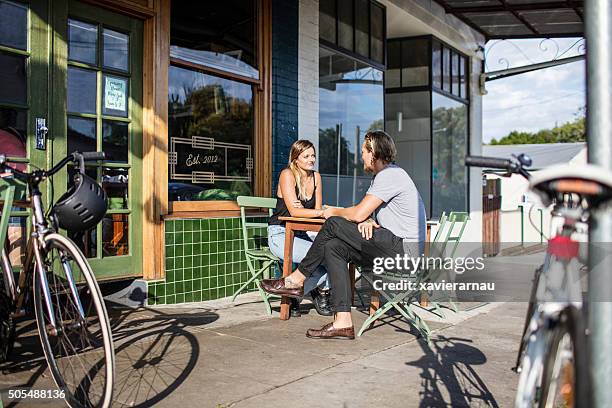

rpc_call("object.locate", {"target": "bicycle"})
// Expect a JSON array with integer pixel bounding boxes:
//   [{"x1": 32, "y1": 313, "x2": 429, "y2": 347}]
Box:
[
  {"x1": 0, "y1": 152, "x2": 114, "y2": 408},
  {"x1": 466, "y1": 154, "x2": 612, "y2": 408}
]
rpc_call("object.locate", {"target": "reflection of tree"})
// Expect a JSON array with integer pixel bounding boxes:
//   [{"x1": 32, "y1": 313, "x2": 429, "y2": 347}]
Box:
[
  {"x1": 168, "y1": 83, "x2": 253, "y2": 199},
  {"x1": 432, "y1": 102, "x2": 467, "y2": 216},
  {"x1": 318, "y1": 127, "x2": 365, "y2": 177}
]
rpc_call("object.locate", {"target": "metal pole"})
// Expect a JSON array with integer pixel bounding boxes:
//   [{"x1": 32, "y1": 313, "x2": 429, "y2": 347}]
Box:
[
  {"x1": 585, "y1": 0, "x2": 612, "y2": 406},
  {"x1": 336, "y1": 123, "x2": 342, "y2": 206},
  {"x1": 352, "y1": 126, "x2": 359, "y2": 205}
]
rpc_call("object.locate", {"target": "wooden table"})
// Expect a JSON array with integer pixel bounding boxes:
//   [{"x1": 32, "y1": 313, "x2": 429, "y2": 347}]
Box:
[
  {"x1": 278, "y1": 216, "x2": 325, "y2": 320},
  {"x1": 277, "y1": 217, "x2": 437, "y2": 320}
]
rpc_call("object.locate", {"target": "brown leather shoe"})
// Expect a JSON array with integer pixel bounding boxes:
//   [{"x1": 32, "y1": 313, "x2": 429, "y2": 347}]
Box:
[
  {"x1": 260, "y1": 278, "x2": 304, "y2": 298},
  {"x1": 306, "y1": 322, "x2": 355, "y2": 340}
]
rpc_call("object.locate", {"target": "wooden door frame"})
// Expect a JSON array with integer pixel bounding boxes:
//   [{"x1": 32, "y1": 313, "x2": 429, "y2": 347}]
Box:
[{"x1": 81, "y1": 0, "x2": 273, "y2": 281}]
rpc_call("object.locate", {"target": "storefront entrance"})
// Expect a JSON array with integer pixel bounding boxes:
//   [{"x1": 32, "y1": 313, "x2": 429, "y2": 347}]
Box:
[{"x1": 0, "y1": 0, "x2": 143, "y2": 280}]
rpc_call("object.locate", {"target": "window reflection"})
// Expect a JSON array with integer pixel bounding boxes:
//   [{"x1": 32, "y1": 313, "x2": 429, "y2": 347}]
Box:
[
  {"x1": 319, "y1": 47, "x2": 384, "y2": 207},
  {"x1": 168, "y1": 66, "x2": 254, "y2": 201},
  {"x1": 432, "y1": 93, "x2": 468, "y2": 218},
  {"x1": 170, "y1": 1, "x2": 258, "y2": 80}
]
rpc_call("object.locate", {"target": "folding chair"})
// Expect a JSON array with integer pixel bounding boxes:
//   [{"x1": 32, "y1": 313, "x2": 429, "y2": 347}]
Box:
[
  {"x1": 231, "y1": 196, "x2": 280, "y2": 315},
  {"x1": 418, "y1": 211, "x2": 470, "y2": 315}
]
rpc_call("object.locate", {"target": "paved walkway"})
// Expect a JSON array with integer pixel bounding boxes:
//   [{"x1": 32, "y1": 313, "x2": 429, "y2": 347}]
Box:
[{"x1": 1, "y1": 255, "x2": 541, "y2": 407}]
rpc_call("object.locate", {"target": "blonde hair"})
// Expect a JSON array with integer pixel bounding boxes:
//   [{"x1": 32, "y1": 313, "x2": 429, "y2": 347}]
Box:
[{"x1": 288, "y1": 139, "x2": 316, "y2": 200}]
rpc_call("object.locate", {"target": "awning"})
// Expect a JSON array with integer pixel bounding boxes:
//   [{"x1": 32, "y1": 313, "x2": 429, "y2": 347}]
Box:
[{"x1": 434, "y1": 1, "x2": 584, "y2": 40}]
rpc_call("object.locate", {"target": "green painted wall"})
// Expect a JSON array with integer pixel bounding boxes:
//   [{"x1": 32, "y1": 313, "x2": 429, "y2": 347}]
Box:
[{"x1": 148, "y1": 217, "x2": 271, "y2": 305}]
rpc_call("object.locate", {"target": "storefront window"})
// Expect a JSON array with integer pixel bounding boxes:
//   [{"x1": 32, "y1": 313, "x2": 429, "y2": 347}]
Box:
[
  {"x1": 432, "y1": 92, "x2": 468, "y2": 218},
  {"x1": 385, "y1": 36, "x2": 469, "y2": 218},
  {"x1": 319, "y1": 47, "x2": 384, "y2": 207},
  {"x1": 170, "y1": 1, "x2": 258, "y2": 80},
  {"x1": 168, "y1": 66, "x2": 254, "y2": 201}
]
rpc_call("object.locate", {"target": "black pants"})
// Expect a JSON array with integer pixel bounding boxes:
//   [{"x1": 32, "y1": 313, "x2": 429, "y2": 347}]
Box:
[{"x1": 298, "y1": 217, "x2": 405, "y2": 312}]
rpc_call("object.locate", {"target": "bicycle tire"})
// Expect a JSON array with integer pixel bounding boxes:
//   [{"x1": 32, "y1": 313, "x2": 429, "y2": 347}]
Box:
[
  {"x1": 538, "y1": 306, "x2": 588, "y2": 408},
  {"x1": 0, "y1": 279, "x2": 15, "y2": 363},
  {"x1": 515, "y1": 263, "x2": 545, "y2": 372},
  {"x1": 33, "y1": 233, "x2": 115, "y2": 408}
]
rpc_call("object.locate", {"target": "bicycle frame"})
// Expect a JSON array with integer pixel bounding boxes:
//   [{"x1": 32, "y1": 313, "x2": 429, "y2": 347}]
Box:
[{"x1": 0, "y1": 170, "x2": 87, "y2": 335}]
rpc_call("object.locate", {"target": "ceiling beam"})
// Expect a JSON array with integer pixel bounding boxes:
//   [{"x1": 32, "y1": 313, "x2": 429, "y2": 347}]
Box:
[
  {"x1": 499, "y1": 0, "x2": 540, "y2": 35},
  {"x1": 449, "y1": 1, "x2": 583, "y2": 14}
]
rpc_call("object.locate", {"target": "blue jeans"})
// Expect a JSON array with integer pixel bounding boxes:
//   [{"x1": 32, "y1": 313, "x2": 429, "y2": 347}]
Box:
[{"x1": 267, "y1": 225, "x2": 330, "y2": 295}]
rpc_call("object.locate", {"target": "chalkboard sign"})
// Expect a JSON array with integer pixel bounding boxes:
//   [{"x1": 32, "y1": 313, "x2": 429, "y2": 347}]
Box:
[{"x1": 169, "y1": 136, "x2": 252, "y2": 184}]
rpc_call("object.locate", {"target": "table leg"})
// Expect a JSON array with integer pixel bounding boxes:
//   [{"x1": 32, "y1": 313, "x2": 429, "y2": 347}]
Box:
[{"x1": 280, "y1": 225, "x2": 295, "y2": 320}]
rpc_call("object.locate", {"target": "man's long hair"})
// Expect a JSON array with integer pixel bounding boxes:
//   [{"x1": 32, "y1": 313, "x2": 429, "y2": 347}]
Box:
[
  {"x1": 288, "y1": 139, "x2": 316, "y2": 200},
  {"x1": 364, "y1": 130, "x2": 396, "y2": 165}
]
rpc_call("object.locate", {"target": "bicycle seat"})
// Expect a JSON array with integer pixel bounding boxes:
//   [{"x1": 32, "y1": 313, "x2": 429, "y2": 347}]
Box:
[{"x1": 529, "y1": 164, "x2": 612, "y2": 208}]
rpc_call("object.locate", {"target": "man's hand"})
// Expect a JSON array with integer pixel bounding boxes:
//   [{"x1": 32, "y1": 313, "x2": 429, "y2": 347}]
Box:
[{"x1": 358, "y1": 219, "x2": 380, "y2": 240}]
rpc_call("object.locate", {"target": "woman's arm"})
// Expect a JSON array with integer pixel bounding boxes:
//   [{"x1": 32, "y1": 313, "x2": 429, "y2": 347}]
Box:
[
  {"x1": 279, "y1": 169, "x2": 323, "y2": 218},
  {"x1": 315, "y1": 171, "x2": 323, "y2": 210}
]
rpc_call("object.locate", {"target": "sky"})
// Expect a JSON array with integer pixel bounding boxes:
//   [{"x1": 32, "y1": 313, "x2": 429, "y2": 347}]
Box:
[{"x1": 482, "y1": 37, "x2": 586, "y2": 143}]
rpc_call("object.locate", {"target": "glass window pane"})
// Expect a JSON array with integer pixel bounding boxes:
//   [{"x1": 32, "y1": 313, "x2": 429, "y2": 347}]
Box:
[
  {"x1": 67, "y1": 116, "x2": 96, "y2": 154},
  {"x1": 170, "y1": 1, "x2": 258, "y2": 80},
  {"x1": 67, "y1": 165, "x2": 98, "y2": 258},
  {"x1": 432, "y1": 92, "x2": 468, "y2": 218},
  {"x1": 337, "y1": 0, "x2": 353, "y2": 51},
  {"x1": 318, "y1": 47, "x2": 383, "y2": 207},
  {"x1": 319, "y1": 0, "x2": 336, "y2": 44},
  {"x1": 103, "y1": 28, "x2": 128, "y2": 71},
  {"x1": 385, "y1": 40, "x2": 400, "y2": 89},
  {"x1": 432, "y1": 41, "x2": 442, "y2": 89},
  {"x1": 168, "y1": 66, "x2": 254, "y2": 201},
  {"x1": 0, "y1": 53, "x2": 26, "y2": 105},
  {"x1": 0, "y1": 107, "x2": 27, "y2": 170},
  {"x1": 401, "y1": 38, "x2": 429, "y2": 87},
  {"x1": 385, "y1": 91, "x2": 431, "y2": 214},
  {"x1": 68, "y1": 19, "x2": 98, "y2": 65},
  {"x1": 0, "y1": 0, "x2": 28, "y2": 50},
  {"x1": 460, "y1": 55, "x2": 468, "y2": 98},
  {"x1": 370, "y1": 3, "x2": 384, "y2": 63},
  {"x1": 69, "y1": 228, "x2": 97, "y2": 258},
  {"x1": 102, "y1": 120, "x2": 128, "y2": 162},
  {"x1": 102, "y1": 214, "x2": 128, "y2": 257},
  {"x1": 355, "y1": 0, "x2": 369, "y2": 57},
  {"x1": 442, "y1": 47, "x2": 451, "y2": 92},
  {"x1": 452, "y1": 52, "x2": 460, "y2": 96},
  {"x1": 102, "y1": 167, "x2": 128, "y2": 210},
  {"x1": 102, "y1": 75, "x2": 128, "y2": 117},
  {"x1": 67, "y1": 67, "x2": 97, "y2": 114}
]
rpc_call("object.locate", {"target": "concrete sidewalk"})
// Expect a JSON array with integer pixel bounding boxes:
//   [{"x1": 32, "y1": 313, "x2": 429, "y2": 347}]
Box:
[{"x1": 1, "y1": 256, "x2": 538, "y2": 407}]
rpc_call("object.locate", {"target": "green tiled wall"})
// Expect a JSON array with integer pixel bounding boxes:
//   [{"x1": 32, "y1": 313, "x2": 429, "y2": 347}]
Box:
[{"x1": 147, "y1": 217, "x2": 270, "y2": 305}]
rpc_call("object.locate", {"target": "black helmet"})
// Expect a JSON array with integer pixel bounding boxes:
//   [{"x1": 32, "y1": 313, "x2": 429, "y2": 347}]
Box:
[{"x1": 51, "y1": 173, "x2": 107, "y2": 232}]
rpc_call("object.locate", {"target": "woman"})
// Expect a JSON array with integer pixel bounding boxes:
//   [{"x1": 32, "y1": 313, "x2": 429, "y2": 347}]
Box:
[{"x1": 268, "y1": 140, "x2": 331, "y2": 317}]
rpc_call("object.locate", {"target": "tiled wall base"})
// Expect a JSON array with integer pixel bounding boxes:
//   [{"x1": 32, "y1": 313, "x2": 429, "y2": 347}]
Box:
[{"x1": 147, "y1": 217, "x2": 270, "y2": 305}]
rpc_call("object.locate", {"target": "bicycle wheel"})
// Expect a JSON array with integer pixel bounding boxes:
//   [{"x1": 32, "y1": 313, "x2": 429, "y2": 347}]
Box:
[
  {"x1": 0, "y1": 277, "x2": 15, "y2": 363},
  {"x1": 33, "y1": 233, "x2": 114, "y2": 408},
  {"x1": 538, "y1": 306, "x2": 587, "y2": 408}
]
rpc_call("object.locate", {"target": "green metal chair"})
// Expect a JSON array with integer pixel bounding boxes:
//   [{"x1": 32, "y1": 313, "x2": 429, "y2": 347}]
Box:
[
  {"x1": 231, "y1": 196, "x2": 280, "y2": 315},
  {"x1": 418, "y1": 211, "x2": 470, "y2": 316},
  {"x1": 357, "y1": 211, "x2": 470, "y2": 342}
]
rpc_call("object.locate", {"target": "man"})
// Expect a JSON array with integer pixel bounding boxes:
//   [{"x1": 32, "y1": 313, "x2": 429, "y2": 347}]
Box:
[{"x1": 261, "y1": 130, "x2": 426, "y2": 340}]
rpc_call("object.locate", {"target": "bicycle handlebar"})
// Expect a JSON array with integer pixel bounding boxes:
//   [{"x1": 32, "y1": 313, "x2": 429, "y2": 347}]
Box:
[
  {"x1": 465, "y1": 154, "x2": 532, "y2": 180},
  {"x1": 465, "y1": 156, "x2": 514, "y2": 170},
  {"x1": 0, "y1": 151, "x2": 106, "y2": 182}
]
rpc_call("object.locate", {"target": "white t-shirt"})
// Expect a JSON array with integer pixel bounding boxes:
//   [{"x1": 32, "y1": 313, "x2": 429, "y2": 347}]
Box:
[{"x1": 366, "y1": 164, "x2": 426, "y2": 245}]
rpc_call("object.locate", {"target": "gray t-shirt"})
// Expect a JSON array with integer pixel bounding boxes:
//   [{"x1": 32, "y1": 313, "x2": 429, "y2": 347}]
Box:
[{"x1": 366, "y1": 164, "x2": 426, "y2": 245}]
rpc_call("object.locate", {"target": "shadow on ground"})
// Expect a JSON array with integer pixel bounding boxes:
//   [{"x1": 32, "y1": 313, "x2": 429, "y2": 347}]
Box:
[
  {"x1": 407, "y1": 335, "x2": 499, "y2": 407},
  {"x1": 0, "y1": 300, "x2": 219, "y2": 407}
]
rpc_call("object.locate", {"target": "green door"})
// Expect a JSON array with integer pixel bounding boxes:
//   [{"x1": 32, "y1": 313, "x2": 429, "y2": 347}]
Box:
[
  {"x1": 52, "y1": 0, "x2": 143, "y2": 280},
  {"x1": 0, "y1": 0, "x2": 143, "y2": 280}
]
